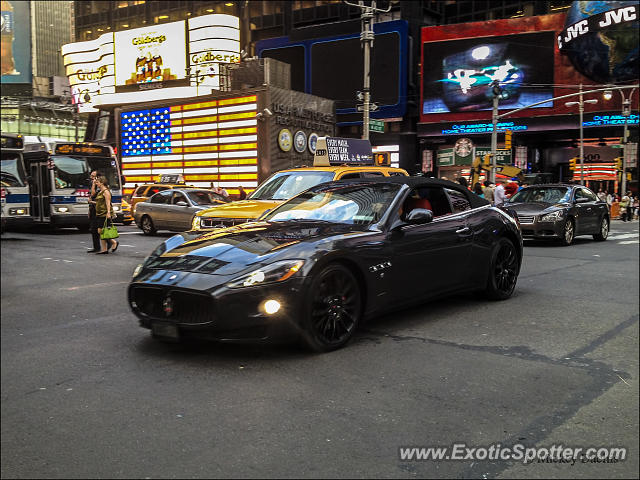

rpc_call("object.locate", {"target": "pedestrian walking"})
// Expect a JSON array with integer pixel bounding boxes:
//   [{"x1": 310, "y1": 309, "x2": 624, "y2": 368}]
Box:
[
  {"x1": 93, "y1": 175, "x2": 119, "y2": 254},
  {"x1": 473, "y1": 182, "x2": 484, "y2": 198},
  {"x1": 625, "y1": 191, "x2": 634, "y2": 222},
  {"x1": 504, "y1": 180, "x2": 518, "y2": 198},
  {"x1": 456, "y1": 177, "x2": 468, "y2": 189},
  {"x1": 238, "y1": 185, "x2": 247, "y2": 200},
  {"x1": 597, "y1": 189, "x2": 607, "y2": 203},
  {"x1": 86, "y1": 170, "x2": 102, "y2": 253},
  {"x1": 483, "y1": 181, "x2": 495, "y2": 204},
  {"x1": 633, "y1": 196, "x2": 639, "y2": 220},
  {"x1": 494, "y1": 180, "x2": 506, "y2": 207},
  {"x1": 619, "y1": 192, "x2": 630, "y2": 222}
]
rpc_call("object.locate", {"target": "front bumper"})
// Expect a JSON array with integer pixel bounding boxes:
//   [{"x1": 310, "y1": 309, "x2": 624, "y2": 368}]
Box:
[
  {"x1": 50, "y1": 214, "x2": 90, "y2": 227},
  {"x1": 1, "y1": 215, "x2": 34, "y2": 229},
  {"x1": 128, "y1": 273, "x2": 306, "y2": 342},
  {"x1": 518, "y1": 217, "x2": 564, "y2": 239}
]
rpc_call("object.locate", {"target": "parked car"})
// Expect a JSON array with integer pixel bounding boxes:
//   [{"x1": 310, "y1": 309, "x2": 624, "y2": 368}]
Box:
[
  {"x1": 129, "y1": 177, "x2": 522, "y2": 351},
  {"x1": 129, "y1": 181, "x2": 197, "y2": 215},
  {"x1": 505, "y1": 184, "x2": 609, "y2": 245},
  {"x1": 134, "y1": 188, "x2": 230, "y2": 235}
]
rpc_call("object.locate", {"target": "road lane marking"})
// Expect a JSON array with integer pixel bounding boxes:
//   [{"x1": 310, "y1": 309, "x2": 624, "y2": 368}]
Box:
[
  {"x1": 608, "y1": 233, "x2": 639, "y2": 240},
  {"x1": 618, "y1": 240, "x2": 638, "y2": 245},
  {"x1": 62, "y1": 281, "x2": 129, "y2": 291}
]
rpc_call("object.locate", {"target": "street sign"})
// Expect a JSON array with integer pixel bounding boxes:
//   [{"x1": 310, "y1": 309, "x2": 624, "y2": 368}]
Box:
[
  {"x1": 474, "y1": 147, "x2": 512, "y2": 165},
  {"x1": 369, "y1": 119, "x2": 384, "y2": 133},
  {"x1": 437, "y1": 148, "x2": 454, "y2": 166},
  {"x1": 356, "y1": 103, "x2": 378, "y2": 112}
]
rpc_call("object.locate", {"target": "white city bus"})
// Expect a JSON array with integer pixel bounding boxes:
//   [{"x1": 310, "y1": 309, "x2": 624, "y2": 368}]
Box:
[
  {"x1": 1, "y1": 134, "x2": 32, "y2": 232},
  {"x1": 23, "y1": 142, "x2": 123, "y2": 229}
]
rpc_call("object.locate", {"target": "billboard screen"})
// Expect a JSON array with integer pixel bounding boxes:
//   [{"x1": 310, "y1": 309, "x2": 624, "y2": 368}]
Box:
[
  {"x1": 1, "y1": 0, "x2": 31, "y2": 84},
  {"x1": 114, "y1": 21, "x2": 187, "y2": 91},
  {"x1": 119, "y1": 94, "x2": 258, "y2": 195},
  {"x1": 422, "y1": 31, "x2": 554, "y2": 114}
]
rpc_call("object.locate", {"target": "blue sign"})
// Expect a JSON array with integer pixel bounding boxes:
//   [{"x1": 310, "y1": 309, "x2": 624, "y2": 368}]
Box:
[
  {"x1": 583, "y1": 114, "x2": 639, "y2": 127},
  {"x1": 441, "y1": 121, "x2": 528, "y2": 135}
]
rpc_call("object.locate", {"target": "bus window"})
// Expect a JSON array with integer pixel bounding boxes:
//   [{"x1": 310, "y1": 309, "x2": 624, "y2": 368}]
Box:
[
  {"x1": 87, "y1": 157, "x2": 121, "y2": 189},
  {"x1": 53, "y1": 155, "x2": 90, "y2": 190},
  {"x1": 1, "y1": 155, "x2": 27, "y2": 187}
]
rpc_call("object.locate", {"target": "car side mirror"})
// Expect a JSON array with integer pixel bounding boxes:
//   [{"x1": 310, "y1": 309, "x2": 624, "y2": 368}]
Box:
[
  {"x1": 176, "y1": 201, "x2": 188, "y2": 207},
  {"x1": 574, "y1": 197, "x2": 589, "y2": 204},
  {"x1": 405, "y1": 208, "x2": 434, "y2": 224}
]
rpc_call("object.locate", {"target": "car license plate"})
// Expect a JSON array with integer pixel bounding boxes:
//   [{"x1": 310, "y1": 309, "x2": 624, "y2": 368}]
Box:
[
  {"x1": 152, "y1": 322, "x2": 179, "y2": 340},
  {"x1": 76, "y1": 197, "x2": 88, "y2": 203}
]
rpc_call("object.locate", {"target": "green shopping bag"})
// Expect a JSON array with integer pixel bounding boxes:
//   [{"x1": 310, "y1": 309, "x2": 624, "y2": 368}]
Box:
[{"x1": 100, "y1": 217, "x2": 119, "y2": 240}]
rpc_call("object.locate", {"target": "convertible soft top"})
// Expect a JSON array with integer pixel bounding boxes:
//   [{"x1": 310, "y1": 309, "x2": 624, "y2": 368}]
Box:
[{"x1": 318, "y1": 176, "x2": 491, "y2": 209}]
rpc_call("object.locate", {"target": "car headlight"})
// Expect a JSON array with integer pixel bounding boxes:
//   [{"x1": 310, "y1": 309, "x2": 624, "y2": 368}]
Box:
[
  {"x1": 192, "y1": 215, "x2": 201, "y2": 230},
  {"x1": 539, "y1": 210, "x2": 563, "y2": 222},
  {"x1": 132, "y1": 264, "x2": 143, "y2": 278},
  {"x1": 113, "y1": 205, "x2": 121, "y2": 212},
  {"x1": 226, "y1": 260, "x2": 304, "y2": 288}
]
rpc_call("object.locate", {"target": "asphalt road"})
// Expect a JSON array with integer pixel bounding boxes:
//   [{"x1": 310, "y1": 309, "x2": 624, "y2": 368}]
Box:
[{"x1": 1, "y1": 220, "x2": 638, "y2": 479}]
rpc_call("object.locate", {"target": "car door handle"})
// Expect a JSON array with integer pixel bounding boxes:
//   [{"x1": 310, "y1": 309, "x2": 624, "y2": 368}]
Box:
[{"x1": 456, "y1": 227, "x2": 471, "y2": 234}]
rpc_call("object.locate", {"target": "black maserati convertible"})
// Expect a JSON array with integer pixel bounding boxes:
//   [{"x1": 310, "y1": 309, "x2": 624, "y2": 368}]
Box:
[{"x1": 129, "y1": 177, "x2": 523, "y2": 351}]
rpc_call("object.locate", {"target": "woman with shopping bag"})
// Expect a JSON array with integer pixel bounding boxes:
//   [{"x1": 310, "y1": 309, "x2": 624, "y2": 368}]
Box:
[{"x1": 93, "y1": 175, "x2": 119, "y2": 254}]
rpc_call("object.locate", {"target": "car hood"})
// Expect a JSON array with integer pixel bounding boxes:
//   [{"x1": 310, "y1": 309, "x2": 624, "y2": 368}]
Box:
[
  {"x1": 141, "y1": 220, "x2": 369, "y2": 277},
  {"x1": 196, "y1": 199, "x2": 284, "y2": 220},
  {"x1": 506, "y1": 202, "x2": 568, "y2": 215}
]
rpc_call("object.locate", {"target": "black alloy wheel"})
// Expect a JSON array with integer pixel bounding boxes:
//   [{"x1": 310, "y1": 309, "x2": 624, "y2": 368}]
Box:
[
  {"x1": 560, "y1": 218, "x2": 575, "y2": 246},
  {"x1": 303, "y1": 264, "x2": 362, "y2": 352},
  {"x1": 141, "y1": 215, "x2": 157, "y2": 235},
  {"x1": 593, "y1": 216, "x2": 609, "y2": 241},
  {"x1": 485, "y1": 237, "x2": 519, "y2": 300}
]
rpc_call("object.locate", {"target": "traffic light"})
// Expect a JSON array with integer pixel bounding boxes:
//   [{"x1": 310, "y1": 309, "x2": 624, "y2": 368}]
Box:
[
  {"x1": 569, "y1": 157, "x2": 577, "y2": 170},
  {"x1": 504, "y1": 130, "x2": 512, "y2": 150},
  {"x1": 614, "y1": 157, "x2": 623, "y2": 171},
  {"x1": 627, "y1": 172, "x2": 632, "y2": 181},
  {"x1": 374, "y1": 152, "x2": 390, "y2": 166}
]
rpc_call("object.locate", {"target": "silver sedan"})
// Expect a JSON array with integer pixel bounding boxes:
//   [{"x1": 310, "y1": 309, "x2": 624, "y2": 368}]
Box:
[{"x1": 134, "y1": 188, "x2": 230, "y2": 235}]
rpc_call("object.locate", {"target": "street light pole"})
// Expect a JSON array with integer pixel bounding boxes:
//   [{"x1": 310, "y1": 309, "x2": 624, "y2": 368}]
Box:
[
  {"x1": 344, "y1": 0, "x2": 390, "y2": 141},
  {"x1": 490, "y1": 81, "x2": 500, "y2": 183},
  {"x1": 565, "y1": 84, "x2": 598, "y2": 186},
  {"x1": 619, "y1": 87, "x2": 636, "y2": 196}
]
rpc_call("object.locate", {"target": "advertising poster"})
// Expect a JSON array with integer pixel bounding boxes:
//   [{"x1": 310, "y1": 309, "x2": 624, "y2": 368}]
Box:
[
  {"x1": 423, "y1": 31, "x2": 554, "y2": 114},
  {"x1": 115, "y1": 21, "x2": 187, "y2": 92},
  {"x1": 1, "y1": 0, "x2": 31, "y2": 84}
]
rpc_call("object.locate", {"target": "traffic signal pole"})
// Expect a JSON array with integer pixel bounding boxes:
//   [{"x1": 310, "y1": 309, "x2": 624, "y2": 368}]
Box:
[{"x1": 344, "y1": 1, "x2": 391, "y2": 141}]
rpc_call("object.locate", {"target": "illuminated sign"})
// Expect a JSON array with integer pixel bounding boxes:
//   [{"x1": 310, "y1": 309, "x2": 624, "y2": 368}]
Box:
[
  {"x1": 119, "y1": 94, "x2": 258, "y2": 194},
  {"x1": 313, "y1": 137, "x2": 373, "y2": 166},
  {"x1": 114, "y1": 21, "x2": 187, "y2": 91},
  {"x1": 558, "y1": 5, "x2": 638, "y2": 49},
  {"x1": 583, "y1": 114, "x2": 639, "y2": 128},
  {"x1": 62, "y1": 32, "x2": 115, "y2": 113},
  {"x1": 1, "y1": 134, "x2": 23, "y2": 149},
  {"x1": 54, "y1": 143, "x2": 113, "y2": 157},
  {"x1": 61, "y1": 14, "x2": 240, "y2": 111},
  {"x1": 441, "y1": 122, "x2": 528, "y2": 135}
]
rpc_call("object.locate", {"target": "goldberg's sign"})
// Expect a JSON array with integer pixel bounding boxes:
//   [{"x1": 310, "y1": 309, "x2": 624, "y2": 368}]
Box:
[
  {"x1": 558, "y1": 5, "x2": 638, "y2": 50},
  {"x1": 61, "y1": 14, "x2": 240, "y2": 111}
]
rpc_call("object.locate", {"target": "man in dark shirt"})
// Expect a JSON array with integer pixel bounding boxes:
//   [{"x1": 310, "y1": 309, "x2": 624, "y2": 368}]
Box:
[{"x1": 87, "y1": 170, "x2": 101, "y2": 252}]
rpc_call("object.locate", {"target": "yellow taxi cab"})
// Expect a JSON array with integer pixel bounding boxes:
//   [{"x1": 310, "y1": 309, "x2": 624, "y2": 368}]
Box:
[
  {"x1": 192, "y1": 143, "x2": 408, "y2": 231},
  {"x1": 118, "y1": 198, "x2": 134, "y2": 225},
  {"x1": 129, "y1": 174, "x2": 196, "y2": 215}
]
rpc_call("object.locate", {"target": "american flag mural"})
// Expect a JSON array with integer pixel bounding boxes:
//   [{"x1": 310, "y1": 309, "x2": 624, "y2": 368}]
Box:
[{"x1": 120, "y1": 94, "x2": 258, "y2": 195}]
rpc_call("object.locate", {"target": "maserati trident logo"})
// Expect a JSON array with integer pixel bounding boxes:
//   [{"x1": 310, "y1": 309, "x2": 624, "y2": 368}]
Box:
[{"x1": 162, "y1": 296, "x2": 173, "y2": 317}]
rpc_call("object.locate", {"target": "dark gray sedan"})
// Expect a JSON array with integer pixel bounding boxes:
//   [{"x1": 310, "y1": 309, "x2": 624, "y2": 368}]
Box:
[
  {"x1": 134, "y1": 188, "x2": 229, "y2": 235},
  {"x1": 505, "y1": 184, "x2": 609, "y2": 246}
]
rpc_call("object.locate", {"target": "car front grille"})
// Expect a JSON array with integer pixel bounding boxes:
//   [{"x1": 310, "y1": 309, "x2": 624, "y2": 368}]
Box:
[
  {"x1": 517, "y1": 215, "x2": 535, "y2": 224},
  {"x1": 200, "y1": 217, "x2": 249, "y2": 229},
  {"x1": 130, "y1": 286, "x2": 215, "y2": 324}
]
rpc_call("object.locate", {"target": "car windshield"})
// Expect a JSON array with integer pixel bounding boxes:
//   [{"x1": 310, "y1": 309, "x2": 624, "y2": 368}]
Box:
[
  {"x1": 509, "y1": 187, "x2": 571, "y2": 204},
  {"x1": 1, "y1": 155, "x2": 27, "y2": 187},
  {"x1": 249, "y1": 171, "x2": 335, "y2": 201},
  {"x1": 264, "y1": 182, "x2": 401, "y2": 225},
  {"x1": 187, "y1": 190, "x2": 230, "y2": 205}
]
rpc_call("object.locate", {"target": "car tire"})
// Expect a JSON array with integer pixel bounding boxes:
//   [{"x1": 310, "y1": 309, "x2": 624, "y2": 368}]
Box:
[
  {"x1": 141, "y1": 215, "x2": 157, "y2": 235},
  {"x1": 593, "y1": 216, "x2": 609, "y2": 241},
  {"x1": 559, "y1": 217, "x2": 575, "y2": 246},
  {"x1": 484, "y1": 237, "x2": 519, "y2": 300},
  {"x1": 300, "y1": 263, "x2": 362, "y2": 352}
]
